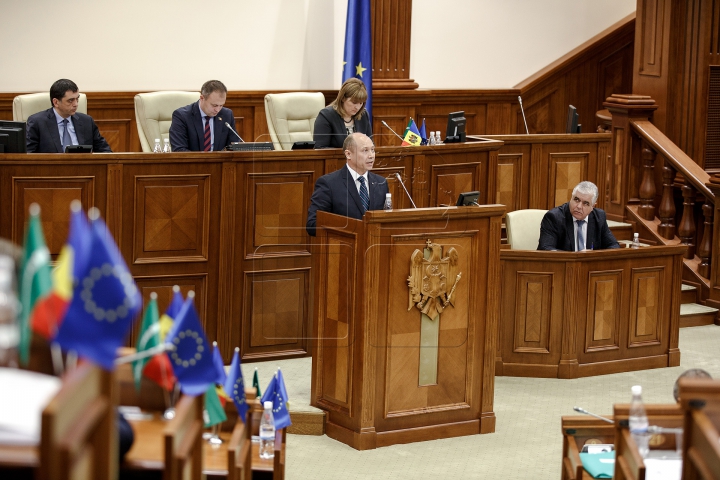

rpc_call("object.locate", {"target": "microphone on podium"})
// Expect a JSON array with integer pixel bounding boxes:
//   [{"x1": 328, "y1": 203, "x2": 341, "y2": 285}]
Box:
[
  {"x1": 394, "y1": 172, "x2": 417, "y2": 208},
  {"x1": 224, "y1": 121, "x2": 245, "y2": 142},
  {"x1": 381, "y1": 121, "x2": 405, "y2": 143},
  {"x1": 518, "y1": 96, "x2": 530, "y2": 135},
  {"x1": 573, "y1": 406, "x2": 613, "y2": 424}
]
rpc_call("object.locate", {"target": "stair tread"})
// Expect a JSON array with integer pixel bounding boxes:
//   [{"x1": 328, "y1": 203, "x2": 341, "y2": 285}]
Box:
[
  {"x1": 680, "y1": 303, "x2": 718, "y2": 315},
  {"x1": 607, "y1": 220, "x2": 632, "y2": 228},
  {"x1": 681, "y1": 284, "x2": 697, "y2": 291}
]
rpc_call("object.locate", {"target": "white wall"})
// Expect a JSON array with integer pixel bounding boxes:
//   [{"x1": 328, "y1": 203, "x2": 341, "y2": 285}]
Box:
[{"x1": 0, "y1": 0, "x2": 635, "y2": 93}]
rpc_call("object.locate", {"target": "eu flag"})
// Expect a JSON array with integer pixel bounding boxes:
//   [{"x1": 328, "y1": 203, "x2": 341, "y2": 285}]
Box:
[
  {"x1": 342, "y1": 0, "x2": 372, "y2": 119},
  {"x1": 261, "y1": 369, "x2": 291, "y2": 430},
  {"x1": 223, "y1": 347, "x2": 249, "y2": 423},
  {"x1": 54, "y1": 216, "x2": 142, "y2": 370},
  {"x1": 212, "y1": 342, "x2": 227, "y2": 385},
  {"x1": 164, "y1": 295, "x2": 215, "y2": 396}
]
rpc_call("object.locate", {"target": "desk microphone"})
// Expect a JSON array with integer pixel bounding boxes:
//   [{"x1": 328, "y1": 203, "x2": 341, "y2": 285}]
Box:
[
  {"x1": 394, "y1": 172, "x2": 417, "y2": 208},
  {"x1": 381, "y1": 121, "x2": 405, "y2": 143},
  {"x1": 518, "y1": 96, "x2": 530, "y2": 135},
  {"x1": 224, "y1": 121, "x2": 245, "y2": 142},
  {"x1": 573, "y1": 406, "x2": 613, "y2": 424}
]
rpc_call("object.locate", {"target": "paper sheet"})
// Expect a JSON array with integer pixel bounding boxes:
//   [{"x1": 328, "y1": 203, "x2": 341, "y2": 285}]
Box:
[{"x1": 0, "y1": 368, "x2": 61, "y2": 446}]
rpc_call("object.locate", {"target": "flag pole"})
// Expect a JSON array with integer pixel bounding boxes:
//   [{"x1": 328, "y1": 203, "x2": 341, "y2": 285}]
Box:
[{"x1": 114, "y1": 343, "x2": 175, "y2": 365}]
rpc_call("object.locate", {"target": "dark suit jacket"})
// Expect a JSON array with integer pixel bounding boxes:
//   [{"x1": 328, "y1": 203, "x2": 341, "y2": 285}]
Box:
[
  {"x1": 538, "y1": 202, "x2": 620, "y2": 251},
  {"x1": 26, "y1": 108, "x2": 111, "y2": 153},
  {"x1": 313, "y1": 106, "x2": 372, "y2": 149},
  {"x1": 169, "y1": 102, "x2": 237, "y2": 152},
  {"x1": 306, "y1": 165, "x2": 389, "y2": 236}
]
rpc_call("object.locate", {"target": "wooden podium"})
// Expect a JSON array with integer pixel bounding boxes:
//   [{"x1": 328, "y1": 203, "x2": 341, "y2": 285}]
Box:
[{"x1": 310, "y1": 205, "x2": 504, "y2": 450}]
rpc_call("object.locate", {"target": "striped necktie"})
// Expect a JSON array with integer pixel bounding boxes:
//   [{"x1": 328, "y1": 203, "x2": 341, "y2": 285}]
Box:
[
  {"x1": 576, "y1": 219, "x2": 585, "y2": 251},
  {"x1": 203, "y1": 117, "x2": 212, "y2": 152},
  {"x1": 61, "y1": 118, "x2": 71, "y2": 150},
  {"x1": 358, "y1": 176, "x2": 369, "y2": 212}
]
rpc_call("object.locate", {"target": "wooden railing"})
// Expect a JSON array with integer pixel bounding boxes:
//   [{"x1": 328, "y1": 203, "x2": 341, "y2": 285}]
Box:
[{"x1": 604, "y1": 94, "x2": 720, "y2": 312}]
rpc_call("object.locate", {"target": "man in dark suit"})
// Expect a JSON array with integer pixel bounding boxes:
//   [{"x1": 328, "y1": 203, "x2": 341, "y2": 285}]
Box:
[
  {"x1": 169, "y1": 80, "x2": 237, "y2": 152},
  {"x1": 538, "y1": 181, "x2": 620, "y2": 251},
  {"x1": 306, "y1": 132, "x2": 389, "y2": 236},
  {"x1": 26, "y1": 79, "x2": 111, "y2": 153}
]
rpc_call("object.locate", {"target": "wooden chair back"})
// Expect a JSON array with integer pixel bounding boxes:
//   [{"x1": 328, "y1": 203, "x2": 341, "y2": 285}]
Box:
[
  {"x1": 678, "y1": 378, "x2": 720, "y2": 479},
  {"x1": 226, "y1": 411, "x2": 252, "y2": 480},
  {"x1": 39, "y1": 363, "x2": 116, "y2": 480},
  {"x1": 560, "y1": 415, "x2": 614, "y2": 480},
  {"x1": 247, "y1": 389, "x2": 286, "y2": 480},
  {"x1": 163, "y1": 394, "x2": 203, "y2": 480}
]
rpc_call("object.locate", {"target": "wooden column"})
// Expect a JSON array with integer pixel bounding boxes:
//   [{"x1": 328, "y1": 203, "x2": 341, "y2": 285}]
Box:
[
  {"x1": 638, "y1": 143, "x2": 656, "y2": 220},
  {"x1": 602, "y1": 94, "x2": 658, "y2": 222},
  {"x1": 371, "y1": 0, "x2": 419, "y2": 90},
  {"x1": 657, "y1": 163, "x2": 677, "y2": 239},
  {"x1": 678, "y1": 183, "x2": 697, "y2": 259}
]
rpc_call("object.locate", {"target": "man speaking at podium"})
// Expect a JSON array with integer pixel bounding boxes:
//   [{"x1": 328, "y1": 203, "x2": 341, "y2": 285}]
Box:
[
  {"x1": 538, "y1": 181, "x2": 619, "y2": 251},
  {"x1": 306, "y1": 132, "x2": 389, "y2": 236}
]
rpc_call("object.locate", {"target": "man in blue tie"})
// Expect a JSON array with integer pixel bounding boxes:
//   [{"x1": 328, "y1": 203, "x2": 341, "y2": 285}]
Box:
[
  {"x1": 537, "y1": 181, "x2": 619, "y2": 251},
  {"x1": 26, "y1": 79, "x2": 111, "y2": 153},
  {"x1": 306, "y1": 132, "x2": 389, "y2": 236}
]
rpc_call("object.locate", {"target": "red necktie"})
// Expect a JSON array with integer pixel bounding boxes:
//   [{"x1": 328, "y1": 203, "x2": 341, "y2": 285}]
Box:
[{"x1": 203, "y1": 117, "x2": 212, "y2": 152}]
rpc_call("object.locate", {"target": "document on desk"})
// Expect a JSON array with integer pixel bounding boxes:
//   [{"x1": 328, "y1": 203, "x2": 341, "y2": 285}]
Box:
[
  {"x1": 579, "y1": 451, "x2": 614, "y2": 478},
  {"x1": 644, "y1": 458, "x2": 682, "y2": 480},
  {"x1": 0, "y1": 368, "x2": 61, "y2": 446}
]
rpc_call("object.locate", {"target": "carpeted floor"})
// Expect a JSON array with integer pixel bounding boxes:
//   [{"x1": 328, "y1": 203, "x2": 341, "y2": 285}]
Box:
[{"x1": 241, "y1": 325, "x2": 720, "y2": 480}]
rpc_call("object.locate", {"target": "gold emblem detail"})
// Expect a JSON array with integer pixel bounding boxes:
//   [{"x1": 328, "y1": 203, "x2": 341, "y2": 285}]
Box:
[{"x1": 407, "y1": 240, "x2": 461, "y2": 319}]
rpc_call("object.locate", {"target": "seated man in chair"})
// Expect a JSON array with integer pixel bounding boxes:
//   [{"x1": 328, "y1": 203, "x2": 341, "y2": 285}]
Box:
[
  {"x1": 538, "y1": 181, "x2": 619, "y2": 251},
  {"x1": 26, "y1": 79, "x2": 111, "y2": 153}
]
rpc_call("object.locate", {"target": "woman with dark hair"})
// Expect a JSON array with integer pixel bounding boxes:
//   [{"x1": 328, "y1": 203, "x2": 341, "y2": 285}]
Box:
[{"x1": 313, "y1": 78, "x2": 372, "y2": 148}]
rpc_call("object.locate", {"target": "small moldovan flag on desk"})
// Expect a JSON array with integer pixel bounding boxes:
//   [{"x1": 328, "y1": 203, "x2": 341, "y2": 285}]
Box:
[
  {"x1": 133, "y1": 293, "x2": 175, "y2": 391},
  {"x1": 159, "y1": 285, "x2": 183, "y2": 341},
  {"x1": 261, "y1": 368, "x2": 291, "y2": 430},
  {"x1": 53, "y1": 209, "x2": 142, "y2": 370},
  {"x1": 224, "y1": 347, "x2": 249, "y2": 422},
  {"x1": 402, "y1": 118, "x2": 422, "y2": 146},
  {"x1": 18, "y1": 204, "x2": 53, "y2": 365},
  {"x1": 203, "y1": 382, "x2": 227, "y2": 428},
  {"x1": 164, "y1": 292, "x2": 215, "y2": 396}
]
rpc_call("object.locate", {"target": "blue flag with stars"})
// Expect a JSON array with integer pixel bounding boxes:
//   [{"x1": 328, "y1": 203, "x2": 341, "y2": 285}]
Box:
[
  {"x1": 54, "y1": 216, "x2": 142, "y2": 370},
  {"x1": 342, "y1": 0, "x2": 372, "y2": 119},
  {"x1": 261, "y1": 369, "x2": 291, "y2": 430},
  {"x1": 223, "y1": 348, "x2": 249, "y2": 423},
  {"x1": 212, "y1": 343, "x2": 227, "y2": 385},
  {"x1": 164, "y1": 296, "x2": 215, "y2": 396}
]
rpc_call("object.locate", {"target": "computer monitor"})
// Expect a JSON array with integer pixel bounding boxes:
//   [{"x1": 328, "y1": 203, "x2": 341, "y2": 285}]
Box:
[
  {"x1": 565, "y1": 105, "x2": 580, "y2": 134},
  {"x1": 456, "y1": 191, "x2": 480, "y2": 206},
  {"x1": 445, "y1": 111, "x2": 466, "y2": 143},
  {"x1": 0, "y1": 121, "x2": 27, "y2": 153}
]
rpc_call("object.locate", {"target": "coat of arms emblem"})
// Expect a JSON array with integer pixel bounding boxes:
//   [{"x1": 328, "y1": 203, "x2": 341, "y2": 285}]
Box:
[{"x1": 407, "y1": 240, "x2": 462, "y2": 320}]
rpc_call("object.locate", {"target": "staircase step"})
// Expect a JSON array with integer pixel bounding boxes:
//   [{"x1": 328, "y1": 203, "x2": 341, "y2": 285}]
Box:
[
  {"x1": 680, "y1": 303, "x2": 718, "y2": 328},
  {"x1": 287, "y1": 409, "x2": 325, "y2": 436},
  {"x1": 681, "y1": 283, "x2": 698, "y2": 304}
]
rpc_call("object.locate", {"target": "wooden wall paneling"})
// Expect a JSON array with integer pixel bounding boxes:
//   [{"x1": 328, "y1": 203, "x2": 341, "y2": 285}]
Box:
[
  {"x1": 372, "y1": 106, "x2": 417, "y2": 148},
  {"x1": 496, "y1": 152, "x2": 523, "y2": 211},
  {"x1": 372, "y1": 150, "x2": 414, "y2": 210},
  {"x1": 86, "y1": 93, "x2": 142, "y2": 153},
  {"x1": 371, "y1": 0, "x2": 418, "y2": 89},
  {"x1": 106, "y1": 164, "x2": 123, "y2": 241},
  {"x1": 95, "y1": 119, "x2": 132, "y2": 153},
  {"x1": 548, "y1": 151, "x2": 590, "y2": 208},
  {"x1": 429, "y1": 161, "x2": 482, "y2": 208},
  {"x1": 628, "y1": 266, "x2": 664, "y2": 347},
  {"x1": 216, "y1": 162, "x2": 237, "y2": 356},
  {"x1": 584, "y1": 270, "x2": 622, "y2": 352}
]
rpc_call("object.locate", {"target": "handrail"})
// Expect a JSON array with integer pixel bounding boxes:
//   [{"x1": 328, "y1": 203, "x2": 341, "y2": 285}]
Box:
[{"x1": 631, "y1": 120, "x2": 713, "y2": 200}]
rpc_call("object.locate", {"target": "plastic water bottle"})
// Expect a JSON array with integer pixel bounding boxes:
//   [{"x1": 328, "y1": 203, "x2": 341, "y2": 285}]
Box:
[
  {"x1": 259, "y1": 400, "x2": 275, "y2": 459},
  {"x1": 384, "y1": 193, "x2": 393, "y2": 211},
  {"x1": 435, "y1": 131, "x2": 442, "y2": 144},
  {"x1": 632, "y1": 233, "x2": 640, "y2": 249},
  {"x1": 152, "y1": 138, "x2": 162, "y2": 153},
  {"x1": 0, "y1": 255, "x2": 19, "y2": 368},
  {"x1": 429, "y1": 132, "x2": 436, "y2": 145},
  {"x1": 629, "y1": 385, "x2": 650, "y2": 458},
  {"x1": 162, "y1": 138, "x2": 171, "y2": 153}
]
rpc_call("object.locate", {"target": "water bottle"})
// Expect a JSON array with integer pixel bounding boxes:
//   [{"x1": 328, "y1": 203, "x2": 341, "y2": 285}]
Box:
[
  {"x1": 0, "y1": 255, "x2": 19, "y2": 368},
  {"x1": 632, "y1": 233, "x2": 640, "y2": 249},
  {"x1": 384, "y1": 193, "x2": 393, "y2": 211},
  {"x1": 429, "y1": 132, "x2": 436, "y2": 145},
  {"x1": 152, "y1": 138, "x2": 162, "y2": 153},
  {"x1": 259, "y1": 400, "x2": 275, "y2": 459},
  {"x1": 629, "y1": 385, "x2": 650, "y2": 458},
  {"x1": 162, "y1": 138, "x2": 171, "y2": 153},
  {"x1": 435, "y1": 131, "x2": 443, "y2": 144}
]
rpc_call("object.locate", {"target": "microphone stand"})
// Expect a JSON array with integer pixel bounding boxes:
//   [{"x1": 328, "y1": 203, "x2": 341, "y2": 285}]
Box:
[{"x1": 394, "y1": 173, "x2": 417, "y2": 208}]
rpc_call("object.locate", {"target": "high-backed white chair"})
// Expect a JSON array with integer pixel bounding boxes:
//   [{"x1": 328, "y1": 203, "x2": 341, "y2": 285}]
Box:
[
  {"x1": 264, "y1": 92, "x2": 325, "y2": 150},
  {"x1": 505, "y1": 209, "x2": 548, "y2": 250},
  {"x1": 12, "y1": 92, "x2": 88, "y2": 122},
  {"x1": 134, "y1": 91, "x2": 200, "y2": 152}
]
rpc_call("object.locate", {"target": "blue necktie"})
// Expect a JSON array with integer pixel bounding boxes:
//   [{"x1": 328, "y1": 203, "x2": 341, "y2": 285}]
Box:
[
  {"x1": 576, "y1": 219, "x2": 585, "y2": 251},
  {"x1": 358, "y1": 176, "x2": 369, "y2": 212},
  {"x1": 61, "y1": 119, "x2": 71, "y2": 150}
]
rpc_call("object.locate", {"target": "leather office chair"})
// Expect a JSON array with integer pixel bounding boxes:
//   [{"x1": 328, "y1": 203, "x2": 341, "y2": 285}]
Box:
[
  {"x1": 134, "y1": 91, "x2": 200, "y2": 152},
  {"x1": 12, "y1": 92, "x2": 88, "y2": 122},
  {"x1": 264, "y1": 92, "x2": 325, "y2": 150},
  {"x1": 505, "y1": 209, "x2": 548, "y2": 250}
]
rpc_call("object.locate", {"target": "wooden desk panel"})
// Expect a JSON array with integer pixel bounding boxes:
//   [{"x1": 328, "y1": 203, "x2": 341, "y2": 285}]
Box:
[
  {"x1": 0, "y1": 142, "x2": 501, "y2": 361},
  {"x1": 498, "y1": 246, "x2": 684, "y2": 378}
]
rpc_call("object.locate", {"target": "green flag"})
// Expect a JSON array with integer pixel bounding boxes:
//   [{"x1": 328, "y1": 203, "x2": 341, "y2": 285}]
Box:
[
  {"x1": 18, "y1": 206, "x2": 53, "y2": 365},
  {"x1": 132, "y1": 295, "x2": 160, "y2": 390},
  {"x1": 253, "y1": 368, "x2": 261, "y2": 396},
  {"x1": 203, "y1": 383, "x2": 227, "y2": 428}
]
